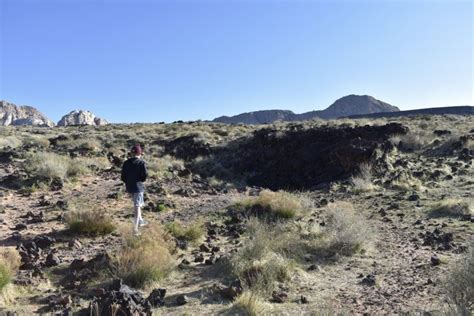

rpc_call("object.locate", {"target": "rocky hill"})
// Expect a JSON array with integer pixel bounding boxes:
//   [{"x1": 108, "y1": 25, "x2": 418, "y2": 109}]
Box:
[
  {"x1": 0, "y1": 100, "x2": 55, "y2": 127},
  {"x1": 213, "y1": 95, "x2": 400, "y2": 124},
  {"x1": 213, "y1": 110, "x2": 295, "y2": 125},
  {"x1": 57, "y1": 110, "x2": 108, "y2": 126}
]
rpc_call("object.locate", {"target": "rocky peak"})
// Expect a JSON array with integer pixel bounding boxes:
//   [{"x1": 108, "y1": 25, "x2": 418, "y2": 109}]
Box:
[
  {"x1": 0, "y1": 100, "x2": 55, "y2": 127},
  {"x1": 57, "y1": 110, "x2": 108, "y2": 126},
  {"x1": 320, "y1": 95, "x2": 400, "y2": 119}
]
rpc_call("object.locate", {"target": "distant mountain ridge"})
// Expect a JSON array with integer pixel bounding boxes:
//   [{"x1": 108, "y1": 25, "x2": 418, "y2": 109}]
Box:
[{"x1": 213, "y1": 95, "x2": 400, "y2": 124}]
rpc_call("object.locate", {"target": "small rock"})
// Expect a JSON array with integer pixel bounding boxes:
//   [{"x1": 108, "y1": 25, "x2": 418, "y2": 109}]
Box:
[
  {"x1": 147, "y1": 288, "x2": 166, "y2": 307},
  {"x1": 271, "y1": 291, "x2": 288, "y2": 303},
  {"x1": 176, "y1": 295, "x2": 188, "y2": 306},
  {"x1": 45, "y1": 253, "x2": 61, "y2": 267},
  {"x1": 14, "y1": 223, "x2": 27, "y2": 230},
  {"x1": 360, "y1": 274, "x2": 377, "y2": 286},
  {"x1": 68, "y1": 239, "x2": 82, "y2": 249},
  {"x1": 199, "y1": 244, "x2": 211, "y2": 252},
  {"x1": 300, "y1": 295, "x2": 309, "y2": 304},
  {"x1": 431, "y1": 255, "x2": 441, "y2": 266}
]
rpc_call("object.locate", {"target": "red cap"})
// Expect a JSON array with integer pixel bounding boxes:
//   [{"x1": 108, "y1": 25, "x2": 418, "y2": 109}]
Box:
[{"x1": 131, "y1": 145, "x2": 143, "y2": 155}]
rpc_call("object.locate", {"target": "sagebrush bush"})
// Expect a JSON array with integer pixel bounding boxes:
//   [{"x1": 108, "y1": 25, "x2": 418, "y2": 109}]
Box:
[
  {"x1": 112, "y1": 225, "x2": 175, "y2": 288},
  {"x1": 226, "y1": 218, "x2": 294, "y2": 294},
  {"x1": 429, "y1": 199, "x2": 472, "y2": 219},
  {"x1": 308, "y1": 202, "x2": 373, "y2": 257},
  {"x1": 443, "y1": 247, "x2": 474, "y2": 315},
  {"x1": 65, "y1": 209, "x2": 115, "y2": 236},
  {"x1": 230, "y1": 291, "x2": 268, "y2": 316},
  {"x1": 0, "y1": 248, "x2": 21, "y2": 291},
  {"x1": 165, "y1": 220, "x2": 204, "y2": 245},
  {"x1": 235, "y1": 190, "x2": 312, "y2": 219},
  {"x1": 23, "y1": 152, "x2": 89, "y2": 182},
  {"x1": 0, "y1": 136, "x2": 22, "y2": 149},
  {"x1": 350, "y1": 162, "x2": 375, "y2": 193}
]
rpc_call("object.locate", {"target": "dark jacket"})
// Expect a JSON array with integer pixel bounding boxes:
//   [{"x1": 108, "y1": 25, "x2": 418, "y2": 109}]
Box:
[{"x1": 121, "y1": 157, "x2": 147, "y2": 193}]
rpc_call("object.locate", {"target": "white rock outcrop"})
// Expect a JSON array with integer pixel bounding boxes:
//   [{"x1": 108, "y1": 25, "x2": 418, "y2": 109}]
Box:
[
  {"x1": 0, "y1": 100, "x2": 55, "y2": 127},
  {"x1": 57, "y1": 110, "x2": 108, "y2": 126}
]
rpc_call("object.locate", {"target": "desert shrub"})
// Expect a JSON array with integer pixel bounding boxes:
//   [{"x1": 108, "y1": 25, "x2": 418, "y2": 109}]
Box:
[
  {"x1": 112, "y1": 225, "x2": 175, "y2": 288},
  {"x1": 225, "y1": 218, "x2": 294, "y2": 294},
  {"x1": 307, "y1": 202, "x2": 373, "y2": 257},
  {"x1": 147, "y1": 155, "x2": 185, "y2": 178},
  {"x1": 392, "y1": 131, "x2": 429, "y2": 152},
  {"x1": 0, "y1": 248, "x2": 21, "y2": 291},
  {"x1": 443, "y1": 247, "x2": 474, "y2": 315},
  {"x1": 229, "y1": 291, "x2": 268, "y2": 316},
  {"x1": 21, "y1": 134, "x2": 50, "y2": 148},
  {"x1": 391, "y1": 172, "x2": 424, "y2": 192},
  {"x1": 0, "y1": 136, "x2": 22, "y2": 149},
  {"x1": 429, "y1": 199, "x2": 472, "y2": 219},
  {"x1": 165, "y1": 220, "x2": 205, "y2": 245},
  {"x1": 23, "y1": 152, "x2": 89, "y2": 182},
  {"x1": 350, "y1": 162, "x2": 376, "y2": 193},
  {"x1": 235, "y1": 190, "x2": 312, "y2": 220},
  {"x1": 65, "y1": 209, "x2": 115, "y2": 236}
]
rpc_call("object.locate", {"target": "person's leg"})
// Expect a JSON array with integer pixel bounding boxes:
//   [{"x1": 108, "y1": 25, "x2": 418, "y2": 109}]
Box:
[{"x1": 132, "y1": 193, "x2": 141, "y2": 234}]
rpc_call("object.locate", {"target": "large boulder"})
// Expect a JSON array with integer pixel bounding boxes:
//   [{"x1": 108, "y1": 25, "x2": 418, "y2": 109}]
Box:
[
  {"x1": 57, "y1": 110, "x2": 107, "y2": 126},
  {"x1": 0, "y1": 100, "x2": 54, "y2": 127}
]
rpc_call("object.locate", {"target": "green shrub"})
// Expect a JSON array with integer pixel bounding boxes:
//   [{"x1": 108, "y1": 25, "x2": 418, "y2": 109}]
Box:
[
  {"x1": 429, "y1": 199, "x2": 472, "y2": 219},
  {"x1": 23, "y1": 152, "x2": 89, "y2": 182},
  {"x1": 443, "y1": 247, "x2": 474, "y2": 314},
  {"x1": 235, "y1": 190, "x2": 311, "y2": 220},
  {"x1": 165, "y1": 220, "x2": 204, "y2": 244},
  {"x1": 112, "y1": 225, "x2": 175, "y2": 288},
  {"x1": 0, "y1": 248, "x2": 21, "y2": 291},
  {"x1": 66, "y1": 210, "x2": 115, "y2": 236}
]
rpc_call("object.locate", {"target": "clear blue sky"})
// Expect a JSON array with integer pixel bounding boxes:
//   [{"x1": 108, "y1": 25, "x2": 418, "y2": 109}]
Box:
[{"x1": 0, "y1": 0, "x2": 472, "y2": 123}]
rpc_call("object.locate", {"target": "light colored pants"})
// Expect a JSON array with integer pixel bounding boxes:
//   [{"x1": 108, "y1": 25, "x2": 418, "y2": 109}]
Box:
[{"x1": 131, "y1": 192, "x2": 144, "y2": 233}]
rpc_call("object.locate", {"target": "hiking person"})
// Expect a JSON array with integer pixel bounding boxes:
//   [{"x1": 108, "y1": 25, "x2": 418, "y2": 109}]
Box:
[{"x1": 121, "y1": 145, "x2": 148, "y2": 235}]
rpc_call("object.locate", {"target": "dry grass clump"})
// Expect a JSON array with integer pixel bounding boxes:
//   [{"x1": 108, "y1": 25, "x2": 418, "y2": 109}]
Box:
[
  {"x1": 229, "y1": 291, "x2": 268, "y2": 316},
  {"x1": 0, "y1": 136, "x2": 22, "y2": 149},
  {"x1": 112, "y1": 225, "x2": 176, "y2": 288},
  {"x1": 65, "y1": 209, "x2": 115, "y2": 236},
  {"x1": 235, "y1": 190, "x2": 312, "y2": 219},
  {"x1": 0, "y1": 248, "x2": 21, "y2": 291},
  {"x1": 443, "y1": 247, "x2": 474, "y2": 315},
  {"x1": 165, "y1": 220, "x2": 205, "y2": 245},
  {"x1": 147, "y1": 155, "x2": 185, "y2": 178},
  {"x1": 391, "y1": 172, "x2": 424, "y2": 192},
  {"x1": 306, "y1": 202, "x2": 373, "y2": 257},
  {"x1": 23, "y1": 152, "x2": 89, "y2": 182},
  {"x1": 391, "y1": 131, "x2": 429, "y2": 152},
  {"x1": 429, "y1": 199, "x2": 472, "y2": 219},
  {"x1": 225, "y1": 218, "x2": 294, "y2": 295},
  {"x1": 350, "y1": 162, "x2": 376, "y2": 193}
]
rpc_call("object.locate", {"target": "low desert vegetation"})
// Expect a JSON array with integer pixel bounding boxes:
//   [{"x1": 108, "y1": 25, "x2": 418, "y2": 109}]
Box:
[
  {"x1": 0, "y1": 135, "x2": 22, "y2": 149},
  {"x1": 350, "y1": 162, "x2": 376, "y2": 193},
  {"x1": 112, "y1": 225, "x2": 176, "y2": 288},
  {"x1": 23, "y1": 152, "x2": 90, "y2": 183},
  {"x1": 146, "y1": 155, "x2": 185, "y2": 178},
  {"x1": 165, "y1": 220, "x2": 205, "y2": 245},
  {"x1": 229, "y1": 291, "x2": 268, "y2": 316},
  {"x1": 429, "y1": 199, "x2": 472, "y2": 219},
  {"x1": 443, "y1": 247, "x2": 474, "y2": 315},
  {"x1": 225, "y1": 218, "x2": 294, "y2": 294},
  {"x1": 234, "y1": 190, "x2": 312, "y2": 219},
  {"x1": 391, "y1": 172, "x2": 424, "y2": 192},
  {"x1": 0, "y1": 248, "x2": 21, "y2": 291},
  {"x1": 316, "y1": 202, "x2": 374, "y2": 256},
  {"x1": 65, "y1": 209, "x2": 115, "y2": 236}
]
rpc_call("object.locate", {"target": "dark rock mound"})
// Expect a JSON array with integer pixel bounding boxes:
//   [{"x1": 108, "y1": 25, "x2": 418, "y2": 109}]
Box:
[
  {"x1": 216, "y1": 123, "x2": 407, "y2": 190},
  {"x1": 164, "y1": 135, "x2": 211, "y2": 161}
]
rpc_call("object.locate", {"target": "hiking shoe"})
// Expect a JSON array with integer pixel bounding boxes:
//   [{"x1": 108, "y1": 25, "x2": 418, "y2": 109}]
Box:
[
  {"x1": 133, "y1": 230, "x2": 141, "y2": 237},
  {"x1": 139, "y1": 219, "x2": 149, "y2": 227}
]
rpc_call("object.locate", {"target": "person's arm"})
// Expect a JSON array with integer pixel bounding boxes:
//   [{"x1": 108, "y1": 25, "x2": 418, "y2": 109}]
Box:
[
  {"x1": 140, "y1": 162, "x2": 147, "y2": 182},
  {"x1": 121, "y1": 162, "x2": 127, "y2": 183}
]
